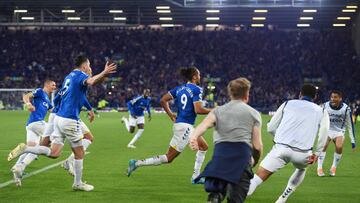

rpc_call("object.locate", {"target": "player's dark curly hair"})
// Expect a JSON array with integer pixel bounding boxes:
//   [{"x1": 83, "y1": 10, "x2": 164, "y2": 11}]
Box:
[
  {"x1": 301, "y1": 84, "x2": 317, "y2": 99},
  {"x1": 74, "y1": 55, "x2": 89, "y2": 67},
  {"x1": 179, "y1": 66, "x2": 198, "y2": 81}
]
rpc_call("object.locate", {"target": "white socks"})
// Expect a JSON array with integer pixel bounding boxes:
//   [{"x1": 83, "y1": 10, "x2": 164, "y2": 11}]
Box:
[
  {"x1": 128, "y1": 129, "x2": 144, "y2": 145},
  {"x1": 67, "y1": 139, "x2": 92, "y2": 163},
  {"x1": 123, "y1": 118, "x2": 130, "y2": 132},
  {"x1": 317, "y1": 152, "x2": 326, "y2": 169},
  {"x1": 136, "y1": 155, "x2": 168, "y2": 167},
  {"x1": 24, "y1": 145, "x2": 51, "y2": 156},
  {"x1": 193, "y1": 150, "x2": 207, "y2": 179},
  {"x1": 332, "y1": 152, "x2": 342, "y2": 168},
  {"x1": 22, "y1": 153, "x2": 38, "y2": 166},
  {"x1": 74, "y1": 159, "x2": 83, "y2": 185},
  {"x1": 247, "y1": 174, "x2": 263, "y2": 196},
  {"x1": 277, "y1": 169, "x2": 306, "y2": 202},
  {"x1": 16, "y1": 154, "x2": 27, "y2": 165}
]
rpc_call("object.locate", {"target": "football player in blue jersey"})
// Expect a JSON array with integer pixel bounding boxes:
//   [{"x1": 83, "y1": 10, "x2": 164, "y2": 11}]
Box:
[
  {"x1": 8, "y1": 55, "x2": 116, "y2": 191},
  {"x1": 121, "y1": 89, "x2": 152, "y2": 148},
  {"x1": 127, "y1": 67, "x2": 211, "y2": 184},
  {"x1": 11, "y1": 79, "x2": 56, "y2": 186}
]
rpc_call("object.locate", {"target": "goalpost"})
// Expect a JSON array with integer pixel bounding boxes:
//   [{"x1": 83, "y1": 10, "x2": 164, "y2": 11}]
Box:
[{"x1": 0, "y1": 88, "x2": 35, "y2": 110}]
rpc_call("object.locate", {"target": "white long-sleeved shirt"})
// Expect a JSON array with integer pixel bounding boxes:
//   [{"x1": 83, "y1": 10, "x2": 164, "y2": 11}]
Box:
[{"x1": 267, "y1": 99, "x2": 330, "y2": 153}]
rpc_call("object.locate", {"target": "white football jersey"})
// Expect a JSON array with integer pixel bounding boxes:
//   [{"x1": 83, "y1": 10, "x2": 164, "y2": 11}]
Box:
[{"x1": 323, "y1": 101, "x2": 355, "y2": 143}]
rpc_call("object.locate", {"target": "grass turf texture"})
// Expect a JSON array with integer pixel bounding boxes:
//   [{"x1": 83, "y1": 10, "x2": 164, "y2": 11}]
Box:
[{"x1": 0, "y1": 110, "x2": 359, "y2": 203}]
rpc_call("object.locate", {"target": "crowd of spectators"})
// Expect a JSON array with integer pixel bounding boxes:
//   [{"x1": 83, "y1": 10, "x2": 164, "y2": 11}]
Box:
[{"x1": 0, "y1": 28, "x2": 359, "y2": 112}]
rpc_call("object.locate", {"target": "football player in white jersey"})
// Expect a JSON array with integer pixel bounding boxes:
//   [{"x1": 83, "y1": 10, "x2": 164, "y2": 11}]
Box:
[{"x1": 317, "y1": 90, "x2": 356, "y2": 177}]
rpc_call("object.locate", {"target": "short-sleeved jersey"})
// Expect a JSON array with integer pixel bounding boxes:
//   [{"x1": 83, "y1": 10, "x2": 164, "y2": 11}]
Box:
[
  {"x1": 53, "y1": 89, "x2": 91, "y2": 114},
  {"x1": 56, "y1": 70, "x2": 89, "y2": 120},
  {"x1": 127, "y1": 95, "x2": 151, "y2": 117},
  {"x1": 27, "y1": 88, "x2": 52, "y2": 125},
  {"x1": 168, "y1": 83, "x2": 203, "y2": 125}
]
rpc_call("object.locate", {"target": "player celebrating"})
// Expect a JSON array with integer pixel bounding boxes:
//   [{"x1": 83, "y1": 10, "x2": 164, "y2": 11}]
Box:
[
  {"x1": 317, "y1": 90, "x2": 356, "y2": 177},
  {"x1": 11, "y1": 80, "x2": 56, "y2": 186},
  {"x1": 8, "y1": 55, "x2": 116, "y2": 191},
  {"x1": 127, "y1": 67, "x2": 211, "y2": 183},
  {"x1": 121, "y1": 89, "x2": 152, "y2": 148},
  {"x1": 247, "y1": 84, "x2": 330, "y2": 203}
]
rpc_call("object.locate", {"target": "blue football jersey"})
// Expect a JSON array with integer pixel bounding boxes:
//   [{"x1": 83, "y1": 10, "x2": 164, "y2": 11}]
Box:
[
  {"x1": 56, "y1": 70, "x2": 89, "y2": 120},
  {"x1": 168, "y1": 83, "x2": 203, "y2": 125},
  {"x1": 27, "y1": 88, "x2": 52, "y2": 125},
  {"x1": 127, "y1": 96, "x2": 151, "y2": 117}
]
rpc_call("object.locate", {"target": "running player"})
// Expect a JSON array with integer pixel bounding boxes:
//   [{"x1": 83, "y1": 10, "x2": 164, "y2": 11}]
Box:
[
  {"x1": 8, "y1": 55, "x2": 116, "y2": 191},
  {"x1": 317, "y1": 90, "x2": 356, "y2": 177},
  {"x1": 247, "y1": 84, "x2": 330, "y2": 203},
  {"x1": 11, "y1": 80, "x2": 56, "y2": 186},
  {"x1": 127, "y1": 67, "x2": 211, "y2": 183},
  {"x1": 121, "y1": 89, "x2": 152, "y2": 148}
]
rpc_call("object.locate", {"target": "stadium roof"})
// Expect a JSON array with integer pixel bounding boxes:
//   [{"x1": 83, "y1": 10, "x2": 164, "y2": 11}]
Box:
[{"x1": 0, "y1": 0, "x2": 358, "y2": 28}]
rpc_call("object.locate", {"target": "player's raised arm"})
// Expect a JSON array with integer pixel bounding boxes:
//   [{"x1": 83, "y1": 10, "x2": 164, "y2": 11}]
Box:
[
  {"x1": 189, "y1": 111, "x2": 216, "y2": 151},
  {"x1": 160, "y1": 93, "x2": 176, "y2": 122},
  {"x1": 86, "y1": 61, "x2": 116, "y2": 86},
  {"x1": 267, "y1": 102, "x2": 287, "y2": 135},
  {"x1": 23, "y1": 92, "x2": 35, "y2": 112},
  {"x1": 346, "y1": 107, "x2": 356, "y2": 151}
]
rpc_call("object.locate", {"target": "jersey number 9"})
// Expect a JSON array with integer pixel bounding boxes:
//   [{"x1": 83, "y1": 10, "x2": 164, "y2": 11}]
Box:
[{"x1": 181, "y1": 94, "x2": 188, "y2": 110}]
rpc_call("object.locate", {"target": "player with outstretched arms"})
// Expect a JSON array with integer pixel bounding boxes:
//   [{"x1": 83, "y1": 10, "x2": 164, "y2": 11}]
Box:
[
  {"x1": 247, "y1": 84, "x2": 330, "y2": 203},
  {"x1": 317, "y1": 90, "x2": 356, "y2": 177},
  {"x1": 121, "y1": 89, "x2": 152, "y2": 148},
  {"x1": 8, "y1": 55, "x2": 116, "y2": 191},
  {"x1": 127, "y1": 67, "x2": 212, "y2": 184},
  {"x1": 11, "y1": 80, "x2": 56, "y2": 186}
]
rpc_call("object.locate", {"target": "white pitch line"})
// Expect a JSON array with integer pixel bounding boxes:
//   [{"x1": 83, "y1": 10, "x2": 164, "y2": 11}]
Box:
[{"x1": 0, "y1": 152, "x2": 90, "y2": 189}]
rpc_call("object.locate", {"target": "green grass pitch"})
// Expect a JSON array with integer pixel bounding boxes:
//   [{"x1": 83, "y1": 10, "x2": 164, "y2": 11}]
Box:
[{"x1": 0, "y1": 110, "x2": 359, "y2": 203}]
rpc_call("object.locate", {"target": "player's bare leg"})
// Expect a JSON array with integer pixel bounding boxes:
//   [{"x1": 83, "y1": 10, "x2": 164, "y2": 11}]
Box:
[
  {"x1": 128, "y1": 124, "x2": 144, "y2": 148},
  {"x1": 192, "y1": 136, "x2": 208, "y2": 184},
  {"x1": 276, "y1": 168, "x2": 306, "y2": 203},
  {"x1": 247, "y1": 166, "x2": 273, "y2": 196},
  {"x1": 330, "y1": 136, "x2": 344, "y2": 176},
  {"x1": 317, "y1": 137, "x2": 331, "y2": 176},
  {"x1": 127, "y1": 146, "x2": 180, "y2": 177},
  {"x1": 40, "y1": 136, "x2": 51, "y2": 147}
]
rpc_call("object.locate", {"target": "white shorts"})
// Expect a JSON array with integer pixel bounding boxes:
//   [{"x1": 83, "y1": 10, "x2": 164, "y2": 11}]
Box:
[
  {"x1": 79, "y1": 119, "x2": 90, "y2": 134},
  {"x1": 26, "y1": 121, "x2": 46, "y2": 144},
  {"x1": 52, "y1": 116, "x2": 83, "y2": 148},
  {"x1": 43, "y1": 113, "x2": 56, "y2": 138},
  {"x1": 169, "y1": 123, "x2": 194, "y2": 152},
  {"x1": 328, "y1": 130, "x2": 345, "y2": 140},
  {"x1": 129, "y1": 115, "x2": 145, "y2": 126},
  {"x1": 260, "y1": 144, "x2": 312, "y2": 173}
]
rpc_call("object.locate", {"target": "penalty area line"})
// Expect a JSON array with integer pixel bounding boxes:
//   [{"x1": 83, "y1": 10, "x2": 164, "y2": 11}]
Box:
[{"x1": 0, "y1": 152, "x2": 90, "y2": 189}]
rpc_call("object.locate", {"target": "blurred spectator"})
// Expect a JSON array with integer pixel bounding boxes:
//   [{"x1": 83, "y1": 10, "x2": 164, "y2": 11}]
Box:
[{"x1": 0, "y1": 28, "x2": 358, "y2": 112}]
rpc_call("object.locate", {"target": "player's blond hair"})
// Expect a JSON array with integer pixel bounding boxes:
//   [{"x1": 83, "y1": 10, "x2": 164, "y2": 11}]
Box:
[{"x1": 227, "y1": 77, "x2": 251, "y2": 100}]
